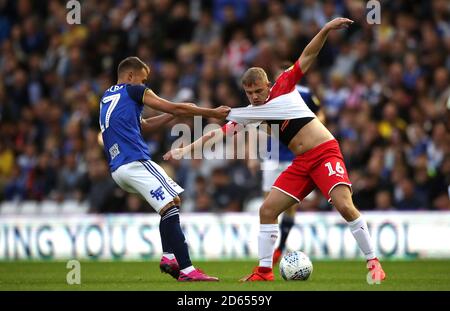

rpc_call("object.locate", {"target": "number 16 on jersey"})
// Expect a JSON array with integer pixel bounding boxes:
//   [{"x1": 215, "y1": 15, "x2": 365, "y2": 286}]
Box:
[{"x1": 325, "y1": 161, "x2": 344, "y2": 177}]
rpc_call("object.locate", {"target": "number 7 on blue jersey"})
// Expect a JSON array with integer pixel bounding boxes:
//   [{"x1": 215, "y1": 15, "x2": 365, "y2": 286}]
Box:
[{"x1": 100, "y1": 94, "x2": 121, "y2": 132}]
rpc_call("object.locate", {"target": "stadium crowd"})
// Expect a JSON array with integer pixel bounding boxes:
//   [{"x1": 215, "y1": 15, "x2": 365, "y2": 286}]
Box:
[{"x1": 0, "y1": 0, "x2": 449, "y2": 213}]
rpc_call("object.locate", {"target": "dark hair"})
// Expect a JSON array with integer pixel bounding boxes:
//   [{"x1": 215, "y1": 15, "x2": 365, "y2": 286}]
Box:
[{"x1": 117, "y1": 56, "x2": 149, "y2": 77}]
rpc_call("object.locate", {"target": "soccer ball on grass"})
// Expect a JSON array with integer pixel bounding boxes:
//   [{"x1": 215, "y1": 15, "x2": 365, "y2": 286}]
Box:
[{"x1": 279, "y1": 250, "x2": 313, "y2": 281}]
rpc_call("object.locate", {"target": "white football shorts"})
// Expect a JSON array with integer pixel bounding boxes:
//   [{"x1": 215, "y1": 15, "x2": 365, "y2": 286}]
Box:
[{"x1": 111, "y1": 159, "x2": 184, "y2": 213}]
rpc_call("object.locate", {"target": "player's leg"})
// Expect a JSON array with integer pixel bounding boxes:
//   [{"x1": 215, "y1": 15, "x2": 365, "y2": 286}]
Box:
[
  {"x1": 158, "y1": 199, "x2": 199, "y2": 280},
  {"x1": 329, "y1": 185, "x2": 385, "y2": 281},
  {"x1": 279, "y1": 205, "x2": 297, "y2": 250},
  {"x1": 112, "y1": 161, "x2": 185, "y2": 278},
  {"x1": 159, "y1": 197, "x2": 219, "y2": 281},
  {"x1": 119, "y1": 194, "x2": 180, "y2": 275},
  {"x1": 157, "y1": 200, "x2": 181, "y2": 278},
  {"x1": 259, "y1": 188, "x2": 298, "y2": 258},
  {"x1": 273, "y1": 203, "x2": 298, "y2": 264},
  {"x1": 159, "y1": 195, "x2": 181, "y2": 265},
  {"x1": 329, "y1": 185, "x2": 359, "y2": 221},
  {"x1": 241, "y1": 163, "x2": 314, "y2": 281},
  {"x1": 262, "y1": 161, "x2": 298, "y2": 264},
  {"x1": 240, "y1": 188, "x2": 297, "y2": 282},
  {"x1": 144, "y1": 160, "x2": 218, "y2": 281},
  {"x1": 308, "y1": 140, "x2": 385, "y2": 282},
  {"x1": 113, "y1": 160, "x2": 218, "y2": 281}
]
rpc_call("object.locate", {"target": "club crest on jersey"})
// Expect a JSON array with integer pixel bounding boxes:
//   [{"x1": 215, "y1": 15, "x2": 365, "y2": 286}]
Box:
[
  {"x1": 150, "y1": 186, "x2": 165, "y2": 201},
  {"x1": 109, "y1": 143, "x2": 120, "y2": 160}
]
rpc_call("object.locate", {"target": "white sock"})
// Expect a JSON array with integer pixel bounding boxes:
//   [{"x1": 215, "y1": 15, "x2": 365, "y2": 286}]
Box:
[
  {"x1": 162, "y1": 252, "x2": 175, "y2": 260},
  {"x1": 348, "y1": 216, "x2": 376, "y2": 260},
  {"x1": 258, "y1": 224, "x2": 279, "y2": 268},
  {"x1": 180, "y1": 266, "x2": 195, "y2": 274}
]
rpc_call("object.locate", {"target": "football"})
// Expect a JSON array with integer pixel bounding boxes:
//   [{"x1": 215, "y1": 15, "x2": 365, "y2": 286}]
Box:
[{"x1": 279, "y1": 251, "x2": 313, "y2": 281}]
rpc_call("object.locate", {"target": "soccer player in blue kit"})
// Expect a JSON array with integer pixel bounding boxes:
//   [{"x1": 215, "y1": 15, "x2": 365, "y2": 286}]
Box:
[{"x1": 99, "y1": 56, "x2": 230, "y2": 281}]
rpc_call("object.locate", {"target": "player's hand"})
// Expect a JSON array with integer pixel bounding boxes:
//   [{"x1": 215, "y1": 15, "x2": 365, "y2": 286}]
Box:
[
  {"x1": 325, "y1": 17, "x2": 354, "y2": 31},
  {"x1": 212, "y1": 106, "x2": 231, "y2": 119},
  {"x1": 163, "y1": 148, "x2": 185, "y2": 161}
]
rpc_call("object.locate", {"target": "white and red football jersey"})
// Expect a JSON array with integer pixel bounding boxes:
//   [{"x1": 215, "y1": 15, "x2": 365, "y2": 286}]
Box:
[{"x1": 222, "y1": 60, "x2": 314, "y2": 136}]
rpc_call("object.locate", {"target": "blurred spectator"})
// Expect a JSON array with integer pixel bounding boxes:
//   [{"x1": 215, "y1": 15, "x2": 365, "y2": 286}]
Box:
[
  {"x1": 375, "y1": 190, "x2": 396, "y2": 211},
  {"x1": 192, "y1": 10, "x2": 221, "y2": 47},
  {"x1": 27, "y1": 152, "x2": 57, "y2": 201},
  {"x1": 353, "y1": 172, "x2": 381, "y2": 211},
  {"x1": 378, "y1": 103, "x2": 407, "y2": 140},
  {"x1": 395, "y1": 178, "x2": 427, "y2": 210},
  {"x1": 264, "y1": 0, "x2": 295, "y2": 42},
  {"x1": 0, "y1": 140, "x2": 15, "y2": 196},
  {"x1": 220, "y1": 28, "x2": 251, "y2": 79},
  {"x1": 430, "y1": 155, "x2": 450, "y2": 210},
  {"x1": 83, "y1": 149, "x2": 124, "y2": 213},
  {"x1": 324, "y1": 72, "x2": 349, "y2": 120},
  {"x1": 427, "y1": 122, "x2": 447, "y2": 172},
  {"x1": 125, "y1": 193, "x2": 152, "y2": 214},
  {"x1": 211, "y1": 167, "x2": 242, "y2": 212},
  {"x1": 55, "y1": 153, "x2": 84, "y2": 201},
  {"x1": 3, "y1": 164, "x2": 27, "y2": 201},
  {"x1": 164, "y1": 1, "x2": 195, "y2": 58},
  {"x1": 193, "y1": 175, "x2": 212, "y2": 212}
]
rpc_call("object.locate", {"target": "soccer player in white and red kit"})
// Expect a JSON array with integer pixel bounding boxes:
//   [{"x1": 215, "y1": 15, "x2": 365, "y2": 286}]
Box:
[{"x1": 165, "y1": 18, "x2": 386, "y2": 282}]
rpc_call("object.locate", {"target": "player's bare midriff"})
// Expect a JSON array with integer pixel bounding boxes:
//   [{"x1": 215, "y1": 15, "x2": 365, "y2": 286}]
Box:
[{"x1": 287, "y1": 118, "x2": 335, "y2": 156}]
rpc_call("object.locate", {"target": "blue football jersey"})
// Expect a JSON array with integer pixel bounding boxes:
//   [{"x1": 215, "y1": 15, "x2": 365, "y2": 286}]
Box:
[
  {"x1": 269, "y1": 85, "x2": 321, "y2": 162},
  {"x1": 99, "y1": 83, "x2": 151, "y2": 172}
]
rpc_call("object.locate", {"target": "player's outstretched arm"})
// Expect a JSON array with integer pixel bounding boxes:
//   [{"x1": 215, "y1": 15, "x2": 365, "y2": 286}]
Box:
[
  {"x1": 140, "y1": 114, "x2": 175, "y2": 133},
  {"x1": 298, "y1": 17, "x2": 353, "y2": 74},
  {"x1": 143, "y1": 89, "x2": 230, "y2": 119},
  {"x1": 163, "y1": 128, "x2": 225, "y2": 161}
]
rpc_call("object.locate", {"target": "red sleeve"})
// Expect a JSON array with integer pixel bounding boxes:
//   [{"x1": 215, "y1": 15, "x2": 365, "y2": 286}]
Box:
[
  {"x1": 267, "y1": 60, "x2": 304, "y2": 101},
  {"x1": 221, "y1": 121, "x2": 238, "y2": 135}
]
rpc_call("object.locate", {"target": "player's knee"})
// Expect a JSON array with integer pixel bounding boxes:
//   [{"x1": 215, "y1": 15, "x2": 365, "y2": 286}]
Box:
[
  {"x1": 259, "y1": 204, "x2": 277, "y2": 222},
  {"x1": 173, "y1": 196, "x2": 181, "y2": 206},
  {"x1": 332, "y1": 195, "x2": 359, "y2": 221},
  {"x1": 334, "y1": 199, "x2": 354, "y2": 213},
  {"x1": 330, "y1": 186, "x2": 352, "y2": 207},
  {"x1": 159, "y1": 202, "x2": 175, "y2": 216}
]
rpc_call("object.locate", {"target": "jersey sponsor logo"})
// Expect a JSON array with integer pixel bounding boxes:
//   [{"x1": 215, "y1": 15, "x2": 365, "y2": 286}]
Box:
[
  {"x1": 150, "y1": 186, "x2": 165, "y2": 201},
  {"x1": 109, "y1": 143, "x2": 120, "y2": 160}
]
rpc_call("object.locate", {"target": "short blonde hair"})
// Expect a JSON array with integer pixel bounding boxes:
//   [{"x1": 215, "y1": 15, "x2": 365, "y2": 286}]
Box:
[{"x1": 241, "y1": 67, "x2": 269, "y2": 86}]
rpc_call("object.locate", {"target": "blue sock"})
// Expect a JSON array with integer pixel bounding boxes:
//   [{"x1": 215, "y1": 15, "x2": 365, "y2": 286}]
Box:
[
  {"x1": 159, "y1": 222, "x2": 172, "y2": 255},
  {"x1": 159, "y1": 206, "x2": 192, "y2": 269},
  {"x1": 278, "y1": 214, "x2": 295, "y2": 251}
]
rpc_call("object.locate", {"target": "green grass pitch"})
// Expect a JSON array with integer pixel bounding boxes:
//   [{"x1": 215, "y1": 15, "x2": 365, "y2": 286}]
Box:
[{"x1": 1, "y1": 260, "x2": 450, "y2": 291}]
